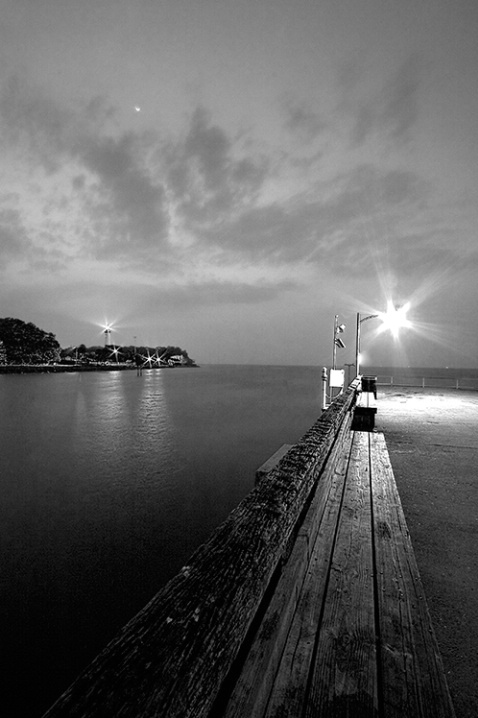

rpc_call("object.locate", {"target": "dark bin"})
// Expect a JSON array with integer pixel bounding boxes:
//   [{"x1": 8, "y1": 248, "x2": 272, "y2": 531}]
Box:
[
  {"x1": 352, "y1": 406, "x2": 377, "y2": 431},
  {"x1": 362, "y1": 375, "x2": 377, "y2": 398}
]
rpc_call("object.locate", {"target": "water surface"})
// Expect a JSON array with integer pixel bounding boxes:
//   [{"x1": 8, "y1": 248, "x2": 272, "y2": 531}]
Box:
[{"x1": 0, "y1": 365, "x2": 323, "y2": 717}]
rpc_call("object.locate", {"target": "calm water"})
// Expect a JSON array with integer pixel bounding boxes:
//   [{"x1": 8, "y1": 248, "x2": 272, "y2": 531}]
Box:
[{"x1": 0, "y1": 365, "x2": 324, "y2": 717}]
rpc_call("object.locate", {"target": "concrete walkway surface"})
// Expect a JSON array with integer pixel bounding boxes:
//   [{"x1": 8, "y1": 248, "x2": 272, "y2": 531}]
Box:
[{"x1": 375, "y1": 387, "x2": 478, "y2": 718}]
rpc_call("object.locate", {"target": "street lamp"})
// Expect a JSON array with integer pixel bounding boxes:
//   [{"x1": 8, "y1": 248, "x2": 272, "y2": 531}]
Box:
[
  {"x1": 355, "y1": 302, "x2": 410, "y2": 376},
  {"x1": 355, "y1": 313, "x2": 378, "y2": 376}
]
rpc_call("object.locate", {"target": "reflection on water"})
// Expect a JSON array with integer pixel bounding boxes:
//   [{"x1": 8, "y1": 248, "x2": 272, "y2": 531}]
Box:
[
  {"x1": 0, "y1": 365, "x2": 323, "y2": 717},
  {"x1": 71, "y1": 369, "x2": 175, "y2": 485}
]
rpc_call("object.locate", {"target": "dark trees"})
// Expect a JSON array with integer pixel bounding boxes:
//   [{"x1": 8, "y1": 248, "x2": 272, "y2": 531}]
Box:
[{"x1": 0, "y1": 318, "x2": 61, "y2": 365}]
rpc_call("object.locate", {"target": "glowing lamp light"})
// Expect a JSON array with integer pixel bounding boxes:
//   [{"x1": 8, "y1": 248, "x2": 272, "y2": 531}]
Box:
[
  {"x1": 355, "y1": 301, "x2": 412, "y2": 375},
  {"x1": 378, "y1": 301, "x2": 411, "y2": 339}
]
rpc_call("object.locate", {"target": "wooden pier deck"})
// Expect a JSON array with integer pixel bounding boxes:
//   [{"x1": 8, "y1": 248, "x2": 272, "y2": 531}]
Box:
[
  {"x1": 221, "y1": 428, "x2": 455, "y2": 717},
  {"x1": 43, "y1": 383, "x2": 455, "y2": 717}
]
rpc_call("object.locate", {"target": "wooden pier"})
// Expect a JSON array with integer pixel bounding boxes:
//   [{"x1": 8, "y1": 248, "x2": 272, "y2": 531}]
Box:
[{"x1": 43, "y1": 380, "x2": 455, "y2": 717}]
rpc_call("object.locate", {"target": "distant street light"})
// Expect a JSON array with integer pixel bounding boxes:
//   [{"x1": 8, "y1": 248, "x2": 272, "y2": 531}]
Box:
[{"x1": 355, "y1": 302, "x2": 411, "y2": 375}]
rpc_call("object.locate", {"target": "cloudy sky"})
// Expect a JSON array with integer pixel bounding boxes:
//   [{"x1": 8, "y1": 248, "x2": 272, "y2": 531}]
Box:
[{"x1": 1, "y1": 0, "x2": 477, "y2": 366}]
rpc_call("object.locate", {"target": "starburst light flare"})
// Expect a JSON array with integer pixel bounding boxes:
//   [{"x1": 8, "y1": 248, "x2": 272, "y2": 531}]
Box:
[{"x1": 377, "y1": 301, "x2": 411, "y2": 339}]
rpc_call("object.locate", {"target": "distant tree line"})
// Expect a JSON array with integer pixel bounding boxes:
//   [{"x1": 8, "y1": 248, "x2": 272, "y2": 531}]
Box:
[
  {"x1": 61, "y1": 344, "x2": 196, "y2": 366},
  {"x1": 0, "y1": 318, "x2": 197, "y2": 367}
]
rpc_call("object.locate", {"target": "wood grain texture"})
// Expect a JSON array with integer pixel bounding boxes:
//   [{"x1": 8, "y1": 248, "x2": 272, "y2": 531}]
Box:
[
  {"x1": 305, "y1": 430, "x2": 379, "y2": 717},
  {"x1": 223, "y1": 414, "x2": 354, "y2": 718},
  {"x1": 262, "y1": 417, "x2": 354, "y2": 718}
]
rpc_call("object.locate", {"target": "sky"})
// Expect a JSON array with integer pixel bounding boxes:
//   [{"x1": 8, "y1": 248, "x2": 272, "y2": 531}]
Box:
[{"x1": 1, "y1": 0, "x2": 477, "y2": 367}]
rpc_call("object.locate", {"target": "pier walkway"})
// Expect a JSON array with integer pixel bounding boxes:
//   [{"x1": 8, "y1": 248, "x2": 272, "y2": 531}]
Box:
[
  {"x1": 222, "y1": 426, "x2": 454, "y2": 717},
  {"x1": 43, "y1": 383, "x2": 455, "y2": 717}
]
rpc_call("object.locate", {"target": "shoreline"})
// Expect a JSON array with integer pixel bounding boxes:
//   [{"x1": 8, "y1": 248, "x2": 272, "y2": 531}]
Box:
[{"x1": 0, "y1": 363, "x2": 198, "y2": 374}]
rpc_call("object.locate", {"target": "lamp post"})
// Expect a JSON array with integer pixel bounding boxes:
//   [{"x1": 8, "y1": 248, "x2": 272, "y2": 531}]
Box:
[
  {"x1": 355, "y1": 313, "x2": 378, "y2": 376},
  {"x1": 355, "y1": 302, "x2": 411, "y2": 376}
]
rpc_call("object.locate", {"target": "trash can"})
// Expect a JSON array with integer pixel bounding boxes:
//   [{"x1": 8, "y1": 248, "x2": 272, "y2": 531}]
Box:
[
  {"x1": 362, "y1": 375, "x2": 377, "y2": 398},
  {"x1": 352, "y1": 406, "x2": 377, "y2": 431}
]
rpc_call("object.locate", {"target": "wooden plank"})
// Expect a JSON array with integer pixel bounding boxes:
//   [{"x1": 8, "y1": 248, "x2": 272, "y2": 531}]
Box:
[
  {"x1": 370, "y1": 432, "x2": 456, "y2": 718},
  {"x1": 261, "y1": 422, "x2": 354, "y2": 717},
  {"x1": 223, "y1": 416, "x2": 354, "y2": 717},
  {"x1": 304, "y1": 430, "x2": 379, "y2": 717}
]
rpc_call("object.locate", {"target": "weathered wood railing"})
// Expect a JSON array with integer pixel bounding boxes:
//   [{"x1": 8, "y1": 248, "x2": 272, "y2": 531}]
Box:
[{"x1": 43, "y1": 382, "x2": 359, "y2": 717}]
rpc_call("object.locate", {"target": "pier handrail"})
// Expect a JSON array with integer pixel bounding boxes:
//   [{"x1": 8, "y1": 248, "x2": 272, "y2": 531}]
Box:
[{"x1": 43, "y1": 380, "x2": 360, "y2": 718}]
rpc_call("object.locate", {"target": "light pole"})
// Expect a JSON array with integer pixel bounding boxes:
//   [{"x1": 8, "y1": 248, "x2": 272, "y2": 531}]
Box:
[
  {"x1": 355, "y1": 313, "x2": 378, "y2": 376},
  {"x1": 355, "y1": 302, "x2": 411, "y2": 376}
]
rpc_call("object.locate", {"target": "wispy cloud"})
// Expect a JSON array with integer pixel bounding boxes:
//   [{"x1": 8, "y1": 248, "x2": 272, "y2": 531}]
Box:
[
  {"x1": 166, "y1": 107, "x2": 270, "y2": 227},
  {"x1": 0, "y1": 205, "x2": 31, "y2": 267},
  {"x1": 0, "y1": 68, "x2": 468, "y2": 311},
  {"x1": 338, "y1": 55, "x2": 421, "y2": 147},
  {"x1": 0, "y1": 76, "x2": 73, "y2": 172},
  {"x1": 281, "y1": 96, "x2": 327, "y2": 143},
  {"x1": 185, "y1": 162, "x2": 431, "y2": 273},
  {"x1": 74, "y1": 132, "x2": 169, "y2": 260},
  {"x1": 0, "y1": 76, "x2": 170, "y2": 267}
]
